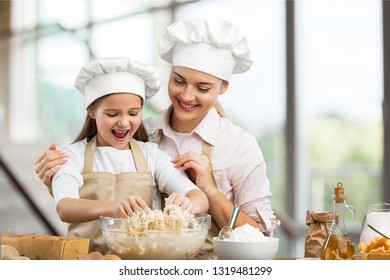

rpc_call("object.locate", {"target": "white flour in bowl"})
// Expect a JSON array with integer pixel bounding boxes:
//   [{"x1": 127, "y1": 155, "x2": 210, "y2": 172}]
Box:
[{"x1": 226, "y1": 223, "x2": 266, "y2": 241}]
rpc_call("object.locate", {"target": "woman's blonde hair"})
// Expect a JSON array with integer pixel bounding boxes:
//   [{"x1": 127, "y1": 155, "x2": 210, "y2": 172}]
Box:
[
  {"x1": 214, "y1": 100, "x2": 226, "y2": 117},
  {"x1": 214, "y1": 80, "x2": 228, "y2": 117},
  {"x1": 73, "y1": 94, "x2": 148, "y2": 143}
]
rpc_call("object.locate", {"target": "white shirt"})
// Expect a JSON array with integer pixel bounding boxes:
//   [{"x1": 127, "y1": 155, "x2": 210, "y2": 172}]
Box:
[
  {"x1": 52, "y1": 139, "x2": 198, "y2": 209},
  {"x1": 144, "y1": 107, "x2": 280, "y2": 234}
]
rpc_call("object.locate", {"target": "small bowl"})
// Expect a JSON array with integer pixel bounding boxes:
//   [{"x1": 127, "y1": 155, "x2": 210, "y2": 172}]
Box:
[
  {"x1": 100, "y1": 214, "x2": 211, "y2": 260},
  {"x1": 212, "y1": 236, "x2": 279, "y2": 260}
]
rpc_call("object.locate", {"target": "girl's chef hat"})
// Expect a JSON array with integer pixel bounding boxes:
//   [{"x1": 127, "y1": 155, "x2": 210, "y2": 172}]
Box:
[
  {"x1": 74, "y1": 57, "x2": 160, "y2": 108},
  {"x1": 158, "y1": 18, "x2": 253, "y2": 81}
]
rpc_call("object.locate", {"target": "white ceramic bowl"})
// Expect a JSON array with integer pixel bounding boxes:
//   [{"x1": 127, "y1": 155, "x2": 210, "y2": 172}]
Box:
[
  {"x1": 212, "y1": 236, "x2": 279, "y2": 260},
  {"x1": 100, "y1": 214, "x2": 211, "y2": 260}
]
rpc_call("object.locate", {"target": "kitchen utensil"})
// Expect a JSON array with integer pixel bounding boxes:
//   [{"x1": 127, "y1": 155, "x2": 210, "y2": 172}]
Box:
[
  {"x1": 367, "y1": 224, "x2": 390, "y2": 240},
  {"x1": 218, "y1": 204, "x2": 240, "y2": 240}
]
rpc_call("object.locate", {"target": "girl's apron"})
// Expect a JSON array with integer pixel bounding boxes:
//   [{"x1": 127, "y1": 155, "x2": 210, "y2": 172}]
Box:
[{"x1": 67, "y1": 136, "x2": 154, "y2": 254}]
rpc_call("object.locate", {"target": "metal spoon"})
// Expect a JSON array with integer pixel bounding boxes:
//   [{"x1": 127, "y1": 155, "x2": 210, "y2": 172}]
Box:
[
  {"x1": 218, "y1": 204, "x2": 240, "y2": 240},
  {"x1": 367, "y1": 224, "x2": 390, "y2": 240}
]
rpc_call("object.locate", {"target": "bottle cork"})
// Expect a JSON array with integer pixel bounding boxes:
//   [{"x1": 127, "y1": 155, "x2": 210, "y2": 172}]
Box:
[{"x1": 334, "y1": 182, "x2": 345, "y2": 203}]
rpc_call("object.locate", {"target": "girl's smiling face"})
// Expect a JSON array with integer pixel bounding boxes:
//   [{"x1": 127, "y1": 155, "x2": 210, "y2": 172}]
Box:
[
  {"x1": 168, "y1": 66, "x2": 229, "y2": 133},
  {"x1": 88, "y1": 93, "x2": 142, "y2": 150}
]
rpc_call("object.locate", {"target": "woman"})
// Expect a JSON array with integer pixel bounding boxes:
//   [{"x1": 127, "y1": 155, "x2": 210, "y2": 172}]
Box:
[
  {"x1": 35, "y1": 18, "x2": 280, "y2": 242},
  {"x1": 50, "y1": 57, "x2": 209, "y2": 254}
]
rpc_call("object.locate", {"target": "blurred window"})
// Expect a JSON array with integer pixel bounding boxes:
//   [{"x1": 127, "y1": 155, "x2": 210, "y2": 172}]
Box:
[{"x1": 295, "y1": 0, "x2": 383, "y2": 230}]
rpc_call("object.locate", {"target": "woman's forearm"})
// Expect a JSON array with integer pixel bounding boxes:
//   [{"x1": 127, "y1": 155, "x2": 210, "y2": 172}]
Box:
[{"x1": 207, "y1": 191, "x2": 260, "y2": 230}]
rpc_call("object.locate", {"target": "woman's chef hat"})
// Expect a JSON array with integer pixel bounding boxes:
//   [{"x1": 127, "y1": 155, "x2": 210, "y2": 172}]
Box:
[
  {"x1": 158, "y1": 18, "x2": 253, "y2": 81},
  {"x1": 74, "y1": 57, "x2": 160, "y2": 108}
]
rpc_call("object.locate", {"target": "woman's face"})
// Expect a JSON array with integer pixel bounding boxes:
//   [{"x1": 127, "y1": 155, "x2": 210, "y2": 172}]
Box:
[
  {"x1": 88, "y1": 93, "x2": 142, "y2": 150},
  {"x1": 168, "y1": 66, "x2": 228, "y2": 132}
]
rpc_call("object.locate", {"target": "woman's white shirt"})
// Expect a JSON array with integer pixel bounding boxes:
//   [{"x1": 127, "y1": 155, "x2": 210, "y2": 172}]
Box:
[
  {"x1": 144, "y1": 107, "x2": 280, "y2": 234},
  {"x1": 52, "y1": 139, "x2": 198, "y2": 209}
]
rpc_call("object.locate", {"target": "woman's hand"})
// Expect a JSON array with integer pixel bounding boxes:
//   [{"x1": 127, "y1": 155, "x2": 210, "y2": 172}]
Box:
[
  {"x1": 165, "y1": 192, "x2": 194, "y2": 213},
  {"x1": 113, "y1": 195, "x2": 150, "y2": 217},
  {"x1": 34, "y1": 144, "x2": 68, "y2": 187},
  {"x1": 171, "y1": 152, "x2": 218, "y2": 196}
]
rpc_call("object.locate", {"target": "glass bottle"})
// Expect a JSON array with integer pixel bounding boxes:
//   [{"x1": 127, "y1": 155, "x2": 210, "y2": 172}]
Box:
[{"x1": 320, "y1": 182, "x2": 356, "y2": 260}]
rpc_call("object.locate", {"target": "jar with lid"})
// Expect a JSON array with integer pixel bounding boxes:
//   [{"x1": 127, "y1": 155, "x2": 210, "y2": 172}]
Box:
[{"x1": 320, "y1": 182, "x2": 356, "y2": 260}]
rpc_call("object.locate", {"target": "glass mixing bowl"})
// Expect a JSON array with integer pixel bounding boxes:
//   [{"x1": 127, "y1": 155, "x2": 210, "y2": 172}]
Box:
[{"x1": 99, "y1": 214, "x2": 211, "y2": 260}]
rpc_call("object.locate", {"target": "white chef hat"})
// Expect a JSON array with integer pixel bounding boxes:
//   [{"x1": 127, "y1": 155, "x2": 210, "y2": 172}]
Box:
[
  {"x1": 74, "y1": 57, "x2": 160, "y2": 108},
  {"x1": 158, "y1": 18, "x2": 253, "y2": 81}
]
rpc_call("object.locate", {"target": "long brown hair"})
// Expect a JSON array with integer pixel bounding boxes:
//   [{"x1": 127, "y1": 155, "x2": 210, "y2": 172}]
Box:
[{"x1": 73, "y1": 94, "x2": 149, "y2": 143}]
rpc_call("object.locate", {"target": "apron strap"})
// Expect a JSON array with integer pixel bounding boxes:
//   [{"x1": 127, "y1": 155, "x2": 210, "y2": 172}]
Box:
[
  {"x1": 201, "y1": 141, "x2": 214, "y2": 162},
  {"x1": 82, "y1": 136, "x2": 148, "y2": 173},
  {"x1": 201, "y1": 141, "x2": 218, "y2": 187},
  {"x1": 82, "y1": 136, "x2": 97, "y2": 173},
  {"x1": 129, "y1": 138, "x2": 148, "y2": 173}
]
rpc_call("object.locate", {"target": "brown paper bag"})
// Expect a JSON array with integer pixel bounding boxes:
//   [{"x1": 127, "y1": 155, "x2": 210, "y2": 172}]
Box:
[{"x1": 304, "y1": 211, "x2": 333, "y2": 258}]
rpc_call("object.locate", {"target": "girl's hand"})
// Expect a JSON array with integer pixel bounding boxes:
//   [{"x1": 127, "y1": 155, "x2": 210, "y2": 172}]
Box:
[
  {"x1": 166, "y1": 193, "x2": 194, "y2": 213},
  {"x1": 34, "y1": 144, "x2": 68, "y2": 187},
  {"x1": 171, "y1": 152, "x2": 218, "y2": 196},
  {"x1": 113, "y1": 195, "x2": 150, "y2": 217}
]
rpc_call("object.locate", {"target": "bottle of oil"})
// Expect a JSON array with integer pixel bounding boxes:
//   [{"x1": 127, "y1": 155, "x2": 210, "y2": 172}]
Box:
[{"x1": 320, "y1": 182, "x2": 356, "y2": 260}]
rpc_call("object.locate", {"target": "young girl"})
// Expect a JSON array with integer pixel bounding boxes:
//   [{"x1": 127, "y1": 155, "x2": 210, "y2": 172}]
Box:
[{"x1": 51, "y1": 57, "x2": 209, "y2": 254}]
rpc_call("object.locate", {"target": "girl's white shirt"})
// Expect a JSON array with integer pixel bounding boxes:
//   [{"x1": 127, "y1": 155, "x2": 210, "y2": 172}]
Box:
[
  {"x1": 144, "y1": 107, "x2": 281, "y2": 235},
  {"x1": 52, "y1": 139, "x2": 198, "y2": 209}
]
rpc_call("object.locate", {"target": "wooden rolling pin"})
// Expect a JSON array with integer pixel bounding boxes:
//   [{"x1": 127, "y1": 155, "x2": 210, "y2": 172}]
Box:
[{"x1": 1, "y1": 245, "x2": 30, "y2": 260}]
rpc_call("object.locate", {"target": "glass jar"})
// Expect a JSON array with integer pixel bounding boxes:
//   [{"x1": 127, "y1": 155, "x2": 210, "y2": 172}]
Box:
[{"x1": 360, "y1": 202, "x2": 390, "y2": 244}]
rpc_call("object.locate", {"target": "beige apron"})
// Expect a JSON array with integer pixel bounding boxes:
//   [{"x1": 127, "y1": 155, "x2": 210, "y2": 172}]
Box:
[
  {"x1": 155, "y1": 130, "x2": 220, "y2": 253},
  {"x1": 200, "y1": 142, "x2": 220, "y2": 253},
  {"x1": 67, "y1": 136, "x2": 154, "y2": 254}
]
